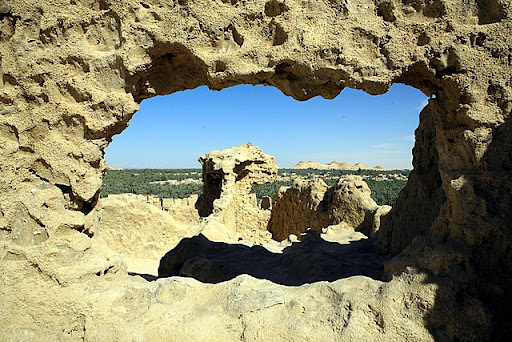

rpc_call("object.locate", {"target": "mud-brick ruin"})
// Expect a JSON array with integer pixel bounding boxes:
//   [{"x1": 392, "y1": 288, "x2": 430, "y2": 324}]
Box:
[{"x1": 1, "y1": 0, "x2": 512, "y2": 341}]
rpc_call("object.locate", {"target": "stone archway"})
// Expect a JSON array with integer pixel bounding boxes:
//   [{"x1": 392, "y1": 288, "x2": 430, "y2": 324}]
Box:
[{"x1": 1, "y1": 0, "x2": 511, "y2": 340}]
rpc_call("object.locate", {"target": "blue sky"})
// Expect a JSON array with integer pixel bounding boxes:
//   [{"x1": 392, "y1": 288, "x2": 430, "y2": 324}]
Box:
[{"x1": 105, "y1": 84, "x2": 428, "y2": 169}]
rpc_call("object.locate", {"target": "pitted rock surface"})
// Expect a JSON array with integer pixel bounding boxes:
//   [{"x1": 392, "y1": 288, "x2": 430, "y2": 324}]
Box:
[
  {"x1": 196, "y1": 143, "x2": 277, "y2": 242},
  {"x1": 1, "y1": 0, "x2": 512, "y2": 340},
  {"x1": 268, "y1": 175, "x2": 380, "y2": 241},
  {"x1": 85, "y1": 194, "x2": 201, "y2": 260}
]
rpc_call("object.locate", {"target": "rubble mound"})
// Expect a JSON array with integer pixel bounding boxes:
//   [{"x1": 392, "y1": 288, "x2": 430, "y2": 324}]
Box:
[
  {"x1": 85, "y1": 194, "x2": 201, "y2": 274},
  {"x1": 1, "y1": 0, "x2": 512, "y2": 340},
  {"x1": 268, "y1": 176, "x2": 381, "y2": 241},
  {"x1": 267, "y1": 178, "x2": 331, "y2": 240}
]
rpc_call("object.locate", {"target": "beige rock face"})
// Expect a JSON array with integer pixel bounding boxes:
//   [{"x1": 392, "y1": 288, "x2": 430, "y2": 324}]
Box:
[
  {"x1": 162, "y1": 194, "x2": 200, "y2": 224},
  {"x1": 329, "y1": 175, "x2": 381, "y2": 233},
  {"x1": 85, "y1": 194, "x2": 201, "y2": 260},
  {"x1": 82, "y1": 193, "x2": 202, "y2": 277},
  {"x1": 268, "y1": 176, "x2": 380, "y2": 241},
  {"x1": 1, "y1": 0, "x2": 512, "y2": 340},
  {"x1": 268, "y1": 178, "x2": 332, "y2": 240},
  {"x1": 196, "y1": 143, "x2": 277, "y2": 242}
]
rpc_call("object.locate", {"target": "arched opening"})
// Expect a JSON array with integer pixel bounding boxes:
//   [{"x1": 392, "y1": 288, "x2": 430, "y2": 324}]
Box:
[
  {"x1": 3, "y1": 0, "x2": 511, "y2": 339},
  {"x1": 94, "y1": 83, "x2": 428, "y2": 283}
]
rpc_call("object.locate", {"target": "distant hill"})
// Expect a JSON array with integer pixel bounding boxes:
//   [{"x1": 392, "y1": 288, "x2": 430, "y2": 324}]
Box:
[{"x1": 291, "y1": 161, "x2": 387, "y2": 170}]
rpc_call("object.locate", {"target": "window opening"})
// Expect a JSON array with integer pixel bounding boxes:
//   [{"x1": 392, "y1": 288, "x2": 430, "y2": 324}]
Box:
[{"x1": 96, "y1": 84, "x2": 428, "y2": 284}]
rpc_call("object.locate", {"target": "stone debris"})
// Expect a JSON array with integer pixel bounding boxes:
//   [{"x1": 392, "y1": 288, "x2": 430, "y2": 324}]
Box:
[
  {"x1": 1, "y1": 0, "x2": 511, "y2": 340},
  {"x1": 85, "y1": 194, "x2": 201, "y2": 260},
  {"x1": 268, "y1": 175, "x2": 382, "y2": 241},
  {"x1": 158, "y1": 229, "x2": 389, "y2": 285}
]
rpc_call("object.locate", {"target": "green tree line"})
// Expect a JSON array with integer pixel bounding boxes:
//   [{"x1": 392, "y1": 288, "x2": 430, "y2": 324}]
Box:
[{"x1": 101, "y1": 168, "x2": 408, "y2": 205}]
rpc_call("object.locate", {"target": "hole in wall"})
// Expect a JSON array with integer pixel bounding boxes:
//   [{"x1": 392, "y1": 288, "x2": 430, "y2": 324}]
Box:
[{"x1": 99, "y1": 84, "x2": 428, "y2": 285}]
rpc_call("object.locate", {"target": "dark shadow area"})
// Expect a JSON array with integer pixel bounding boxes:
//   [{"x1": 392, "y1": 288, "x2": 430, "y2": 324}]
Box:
[
  {"x1": 195, "y1": 162, "x2": 224, "y2": 217},
  {"x1": 158, "y1": 230, "x2": 391, "y2": 286},
  {"x1": 415, "y1": 106, "x2": 512, "y2": 340},
  {"x1": 472, "y1": 111, "x2": 512, "y2": 340},
  {"x1": 377, "y1": 98, "x2": 446, "y2": 254},
  {"x1": 128, "y1": 272, "x2": 158, "y2": 281}
]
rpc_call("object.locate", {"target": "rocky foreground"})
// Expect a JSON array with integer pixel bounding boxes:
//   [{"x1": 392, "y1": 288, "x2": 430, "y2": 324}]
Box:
[
  {"x1": 41, "y1": 143, "x2": 433, "y2": 341},
  {"x1": 89, "y1": 144, "x2": 390, "y2": 280},
  {"x1": 2, "y1": 0, "x2": 511, "y2": 340}
]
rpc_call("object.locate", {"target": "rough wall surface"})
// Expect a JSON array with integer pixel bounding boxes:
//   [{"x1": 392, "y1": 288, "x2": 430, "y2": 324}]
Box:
[
  {"x1": 268, "y1": 178, "x2": 332, "y2": 240},
  {"x1": 1, "y1": 0, "x2": 512, "y2": 340},
  {"x1": 85, "y1": 194, "x2": 201, "y2": 260},
  {"x1": 267, "y1": 175, "x2": 379, "y2": 241},
  {"x1": 196, "y1": 143, "x2": 277, "y2": 242}
]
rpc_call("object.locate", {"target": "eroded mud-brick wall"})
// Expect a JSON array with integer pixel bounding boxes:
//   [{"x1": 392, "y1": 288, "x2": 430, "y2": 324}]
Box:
[{"x1": 1, "y1": 0, "x2": 512, "y2": 340}]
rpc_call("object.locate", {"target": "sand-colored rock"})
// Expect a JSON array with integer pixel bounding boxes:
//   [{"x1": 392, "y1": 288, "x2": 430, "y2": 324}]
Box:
[
  {"x1": 328, "y1": 175, "x2": 381, "y2": 233},
  {"x1": 1, "y1": 261, "x2": 440, "y2": 341},
  {"x1": 196, "y1": 143, "x2": 277, "y2": 243},
  {"x1": 85, "y1": 194, "x2": 201, "y2": 260},
  {"x1": 1, "y1": 0, "x2": 512, "y2": 340},
  {"x1": 292, "y1": 161, "x2": 387, "y2": 170},
  {"x1": 82, "y1": 193, "x2": 202, "y2": 277},
  {"x1": 372, "y1": 205, "x2": 392, "y2": 236},
  {"x1": 145, "y1": 194, "x2": 163, "y2": 209},
  {"x1": 162, "y1": 194, "x2": 200, "y2": 224},
  {"x1": 267, "y1": 178, "x2": 332, "y2": 240},
  {"x1": 268, "y1": 176, "x2": 381, "y2": 241}
]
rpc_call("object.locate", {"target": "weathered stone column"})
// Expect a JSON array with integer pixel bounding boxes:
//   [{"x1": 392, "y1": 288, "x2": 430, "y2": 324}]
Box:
[
  {"x1": 1, "y1": 0, "x2": 511, "y2": 339},
  {"x1": 196, "y1": 143, "x2": 277, "y2": 240}
]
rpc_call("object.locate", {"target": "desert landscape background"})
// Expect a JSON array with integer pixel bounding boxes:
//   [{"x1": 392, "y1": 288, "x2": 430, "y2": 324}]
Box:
[
  {"x1": 96, "y1": 145, "x2": 405, "y2": 281},
  {"x1": 101, "y1": 166, "x2": 409, "y2": 205},
  {"x1": 1, "y1": 0, "x2": 512, "y2": 341}
]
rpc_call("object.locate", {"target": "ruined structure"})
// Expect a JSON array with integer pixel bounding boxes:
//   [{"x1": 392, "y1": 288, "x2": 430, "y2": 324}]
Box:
[
  {"x1": 1, "y1": 0, "x2": 512, "y2": 340},
  {"x1": 196, "y1": 143, "x2": 277, "y2": 242},
  {"x1": 85, "y1": 194, "x2": 201, "y2": 260},
  {"x1": 268, "y1": 175, "x2": 381, "y2": 241}
]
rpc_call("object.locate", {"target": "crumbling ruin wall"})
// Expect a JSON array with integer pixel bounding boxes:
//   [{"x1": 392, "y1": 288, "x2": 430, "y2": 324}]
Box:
[
  {"x1": 84, "y1": 194, "x2": 201, "y2": 260},
  {"x1": 1, "y1": 0, "x2": 512, "y2": 340},
  {"x1": 196, "y1": 143, "x2": 277, "y2": 241},
  {"x1": 268, "y1": 178, "x2": 333, "y2": 241},
  {"x1": 267, "y1": 176, "x2": 380, "y2": 241}
]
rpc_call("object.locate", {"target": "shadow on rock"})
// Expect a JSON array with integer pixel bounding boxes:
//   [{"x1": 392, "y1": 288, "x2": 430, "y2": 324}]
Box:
[
  {"x1": 158, "y1": 230, "x2": 391, "y2": 286},
  {"x1": 424, "y1": 111, "x2": 512, "y2": 341},
  {"x1": 127, "y1": 272, "x2": 158, "y2": 281}
]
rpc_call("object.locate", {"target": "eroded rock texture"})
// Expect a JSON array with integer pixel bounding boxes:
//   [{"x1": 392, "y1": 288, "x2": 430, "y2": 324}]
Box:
[
  {"x1": 196, "y1": 143, "x2": 277, "y2": 242},
  {"x1": 1, "y1": 0, "x2": 512, "y2": 340},
  {"x1": 85, "y1": 194, "x2": 201, "y2": 260},
  {"x1": 268, "y1": 175, "x2": 380, "y2": 241}
]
